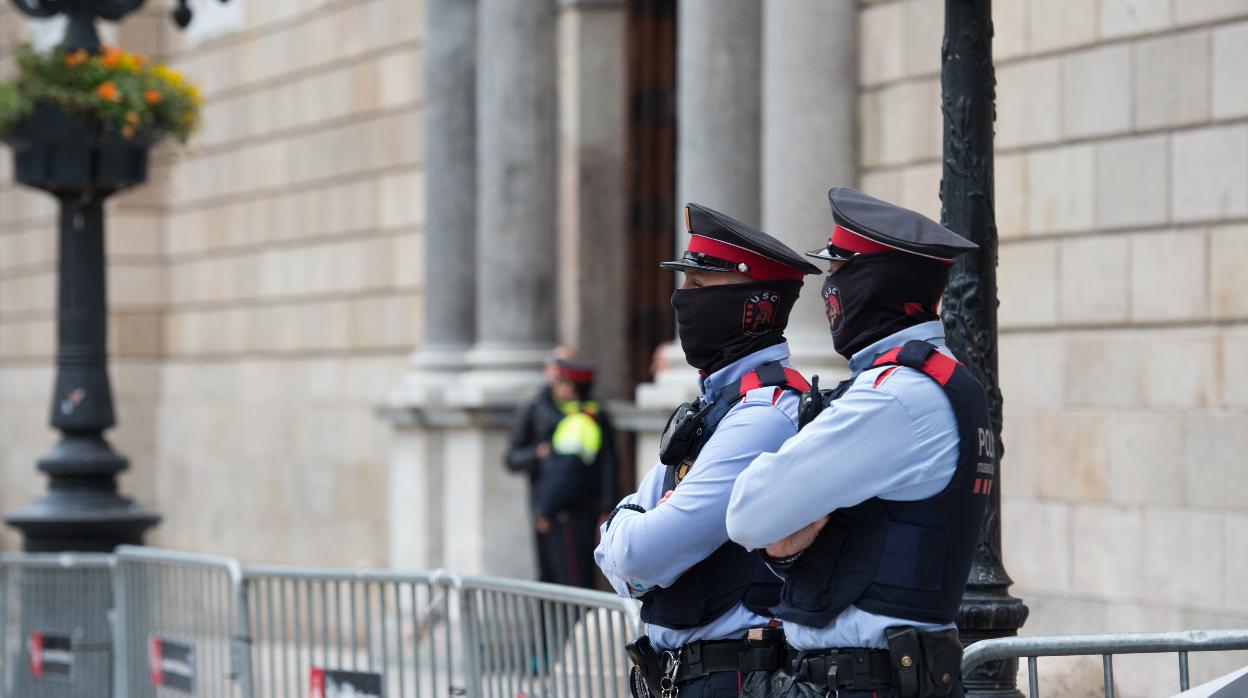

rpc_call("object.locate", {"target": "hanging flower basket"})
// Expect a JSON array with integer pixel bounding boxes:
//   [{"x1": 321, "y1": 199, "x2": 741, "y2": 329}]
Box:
[
  {"x1": 0, "y1": 45, "x2": 202, "y2": 193},
  {"x1": 5, "y1": 102, "x2": 152, "y2": 192}
]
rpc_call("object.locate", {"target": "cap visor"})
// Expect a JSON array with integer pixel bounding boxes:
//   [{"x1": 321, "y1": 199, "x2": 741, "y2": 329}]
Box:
[
  {"x1": 805, "y1": 248, "x2": 850, "y2": 261},
  {"x1": 659, "y1": 259, "x2": 735, "y2": 273}
]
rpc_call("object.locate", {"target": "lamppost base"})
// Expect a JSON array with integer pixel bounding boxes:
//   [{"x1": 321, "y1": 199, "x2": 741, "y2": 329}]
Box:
[
  {"x1": 6, "y1": 494, "x2": 160, "y2": 553},
  {"x1": 959, "y1": 588, "x2": 1031, "y2": 697},
  {"x1": 5, "y1": 434, "x2": 160, "y2": 552}
]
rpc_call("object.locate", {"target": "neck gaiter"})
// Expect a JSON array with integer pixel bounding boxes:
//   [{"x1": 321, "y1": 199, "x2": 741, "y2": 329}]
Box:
[
  {"x1": 821, "y1": 253, "x2": 950, "y2": 360},
  {"x1": 671, "y1": 280, "x2": 802, "y2": 375}
]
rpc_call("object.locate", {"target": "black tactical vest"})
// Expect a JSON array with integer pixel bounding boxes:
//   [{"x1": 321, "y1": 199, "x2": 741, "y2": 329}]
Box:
[
  {"x1": 639, "y1": 362, "x2": 810, "y2": 630},
  {"x1": 773, "y1": 340, "x2": 993, "y2": 628}
]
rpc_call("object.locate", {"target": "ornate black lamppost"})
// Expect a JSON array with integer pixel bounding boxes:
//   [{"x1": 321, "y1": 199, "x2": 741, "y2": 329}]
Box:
[
  {"x1": 4, "y1": 0, "x2": 226, "y2": 551},
  {"x1": 939, "y1": 1, "x2": 1030, "y2": 696}
]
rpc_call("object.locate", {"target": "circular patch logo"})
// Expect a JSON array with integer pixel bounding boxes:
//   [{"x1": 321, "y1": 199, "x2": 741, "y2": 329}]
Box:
[
  {"x1": 823, "y1": 284, "x2": 844, "y2": 335},
  {"x1": 742, "y1": 291, "x2": 780, "y2": 336}
]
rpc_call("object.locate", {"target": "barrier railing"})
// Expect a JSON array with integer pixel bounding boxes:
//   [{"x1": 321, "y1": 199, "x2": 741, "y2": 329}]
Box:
[
  {"x1": 242, "y1": 566, "x2": 462, "y2": 698},
  {"x1": 961, "y1": 629, "x2": 1248, "y2": 697},
  {"x1": 0, "y1": 552, "x2": 113, "y2": 698},
  {"x1": 9, "y1": 548, "x2": 1248, "y2": 698},
  {"x1": 112, "y1": 545, "x2": 251, "y2": 698},
  {"x1": 458, "y1": 575, "x2": 642, "y2": 698}
]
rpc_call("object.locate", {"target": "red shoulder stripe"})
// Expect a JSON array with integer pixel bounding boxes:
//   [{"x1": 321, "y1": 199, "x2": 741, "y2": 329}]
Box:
[
  {"x1": 783, "y1": 367, "x2": 811, "y2": 392},
  {"x1": 871, "y1": 346, "x2": 958, "y2": 387},
  {"x1": 738, "y1": 371, "x2": 762, "y2": 393}
]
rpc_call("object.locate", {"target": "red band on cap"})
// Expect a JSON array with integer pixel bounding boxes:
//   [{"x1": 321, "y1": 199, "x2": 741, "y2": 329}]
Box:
[
  {"x1": 686, "y1": 235, "x2": 805, "y2": 281},
  {"x1": 828, "y1": 224, "x2": 895, "y2": 255},
  {"x1": 558, "y1": 366, "x2": 595, "y2": 383}
]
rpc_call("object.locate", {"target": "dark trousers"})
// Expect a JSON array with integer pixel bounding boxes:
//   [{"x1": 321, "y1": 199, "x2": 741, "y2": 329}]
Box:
[
  {"x1": 535, "y1": 510, "x2": 597, "y2": 588},
  {"x1": 742, "y1": 671, "x2": 965, "y2": 698},
  {"x1": 669, "y1": 670, "x2": 742, "y2": 698},
  {"x1": 742, "y1": 672, "x2": 889, "y2": 697}
]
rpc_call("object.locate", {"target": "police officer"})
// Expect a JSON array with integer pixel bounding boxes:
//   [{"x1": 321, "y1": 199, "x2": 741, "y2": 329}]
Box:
[
  {"x1": 726, "y1": 188, "x2": 991, "y2": 698},
  {"x1": 531, "y1": 359, "x2": 618, "y2": 588},
  {"x1": 596, "y1": 203, "x2": 820, "y2": 698},
  {"x1": 505, "y1": 349, "x2": 618, "y2": 588}
]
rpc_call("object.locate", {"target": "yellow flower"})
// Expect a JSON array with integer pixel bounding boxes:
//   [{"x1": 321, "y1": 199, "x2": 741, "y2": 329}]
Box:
[
  {"x1": 117, "y1": 53, "x2": 140, "y2": 73},
  {"x1": 153, "y1": 64, "x2": 184, "y2": 88},
  {"x1": 185, "y1": 85, "x2": 203, "y2": 106},
  {"x1": 121, "y1": 125, "x2": 135, "y2": 139},
  {"x1": 125, "y1": 111, "x2": 140, "y2": 126}
]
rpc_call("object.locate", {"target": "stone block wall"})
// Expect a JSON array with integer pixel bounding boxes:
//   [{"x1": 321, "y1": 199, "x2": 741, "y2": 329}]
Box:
[
  {"x1": 0, "y1": 0, "x2": 425, "y2": 567},
  {"x1": 861, "y1": 0, "x2": 1248, "y2": 692}
]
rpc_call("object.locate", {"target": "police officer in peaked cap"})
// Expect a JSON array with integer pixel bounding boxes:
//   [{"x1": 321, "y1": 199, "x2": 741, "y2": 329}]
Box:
[
  {"x1": 596, "y1": 203, "x2": 820, "y2": 697},
  {"x1": 726, "y1": 188, "x2": 992, "y2": 698}
]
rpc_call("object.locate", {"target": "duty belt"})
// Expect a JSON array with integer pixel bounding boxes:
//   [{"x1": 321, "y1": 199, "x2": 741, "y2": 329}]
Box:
[
  {"x1": 672, "y1": 637, "x2": 786, "y2": 684},
  {"x1": 788, "y1": 648, "x2": 893, "y2": 693}
]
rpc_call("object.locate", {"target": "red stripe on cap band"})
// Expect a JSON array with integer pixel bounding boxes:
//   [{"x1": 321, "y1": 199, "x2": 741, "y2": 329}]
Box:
[
  {"x1": 558, "y1": 365, "x2": 595, "y2": 383},
  {"x1": 686, "y1": 235, "x2": 805, "y2": 281},
  {"x1": 828, "y1": 224, "x2": 896, "y2": 255}
]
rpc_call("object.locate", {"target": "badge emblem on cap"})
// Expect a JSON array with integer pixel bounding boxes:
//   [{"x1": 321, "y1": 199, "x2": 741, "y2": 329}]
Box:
[
  {"x1": 823, "y1": 285, "x2": 844, "y2": 335},
  {"x1": 742, "y1": 291, "x2": 780, "y2": 336}
]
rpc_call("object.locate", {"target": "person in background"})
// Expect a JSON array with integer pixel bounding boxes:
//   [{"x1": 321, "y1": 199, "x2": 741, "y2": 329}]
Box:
[
  {"x1": 531, "y1": 359, "x2": 618, "y2": 588},
  {"x1": 504, "y1": 349, "x2": 617, "y2": 587}
]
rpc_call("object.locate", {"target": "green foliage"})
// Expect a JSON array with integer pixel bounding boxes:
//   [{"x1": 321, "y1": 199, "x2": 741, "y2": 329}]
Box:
[{"x1": 0, "y1": 44, "x2": 202, "y2": 145}]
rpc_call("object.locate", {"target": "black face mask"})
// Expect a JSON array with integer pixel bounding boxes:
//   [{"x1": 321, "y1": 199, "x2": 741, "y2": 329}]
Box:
[
  {"x1": 821, "y1": 253, "x2": 950, "y2": 360},
  {"x1": 671, "y1": 280, "x2": 802, "y2": 375}
]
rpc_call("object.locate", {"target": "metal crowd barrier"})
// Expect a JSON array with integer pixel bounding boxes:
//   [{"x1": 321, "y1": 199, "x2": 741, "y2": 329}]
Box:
[
  {"x1": 458, "y1": 575, "x2": 642, "y2": 698},
  {"x1": 962, "y1": 629, "x2": 1248, "y2": 697},
  {"x1": 112, "y1": 545, "x2": 251, "y2": 698},
  {"x1": 242, "y1": 566, "x2": 462, "y2": 698},
  {"x1": 0, "y1": 552, "x2": 114, "y2": 698}
]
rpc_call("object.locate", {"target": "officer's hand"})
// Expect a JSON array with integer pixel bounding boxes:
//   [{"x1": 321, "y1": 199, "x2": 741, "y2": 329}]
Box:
[
  {"x1": 765, "y1": 515, "x2": 829, "y2": 559},
  {"x1": 536, "y1": 442, "x2": 551, "y2": 459},
  {"x1": 657, "y1": 490, "x2": 675, "y2": 506},
  {"x1": 535, "y1": 516, "x2": 553, "y2": 534}
]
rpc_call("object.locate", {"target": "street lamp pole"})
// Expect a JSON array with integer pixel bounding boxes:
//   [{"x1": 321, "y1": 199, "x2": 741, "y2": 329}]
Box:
[
  {"x1": 938, "y1": 1, "x2": 1030, "y2": 696},
  {"x1": 4, "y1": 0, "x2": 227, "y2": 552}
]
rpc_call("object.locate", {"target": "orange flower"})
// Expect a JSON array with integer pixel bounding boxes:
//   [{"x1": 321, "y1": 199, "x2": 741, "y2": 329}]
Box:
[
  {"x1": 121, "y1": 125, "x2": 135, "y2": 139},
  {"x1": 101, "y1": 47, "x2": 124, "y2": 69},
  {"x1": 144, "y1": 89, "x2": 162, "y2": 105},
  {"x1": 97, "y1": 81, "x2": 120, "y2": 102},
  {"x1": 64, "y1": 50, "x2": 88, "y2": 68}
]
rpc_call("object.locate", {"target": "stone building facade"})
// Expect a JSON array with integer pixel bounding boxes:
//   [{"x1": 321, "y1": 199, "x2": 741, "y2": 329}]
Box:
[{"x1": 2, "y1": 0, "x2": 1248, "y2": 692}]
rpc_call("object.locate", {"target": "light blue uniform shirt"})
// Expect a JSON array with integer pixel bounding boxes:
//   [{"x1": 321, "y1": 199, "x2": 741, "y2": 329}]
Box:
[
  {"x1": 726, "y1": 321, "x2": 960, "y2": 650},
  {"x1": 596, "y1": 342, "x2": 802, "y2": 650}
]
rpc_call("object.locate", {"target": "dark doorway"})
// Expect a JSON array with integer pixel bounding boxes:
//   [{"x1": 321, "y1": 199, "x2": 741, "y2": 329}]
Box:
[{"x1": 623, "y1": 0, "x2": 678, "y2": 394}]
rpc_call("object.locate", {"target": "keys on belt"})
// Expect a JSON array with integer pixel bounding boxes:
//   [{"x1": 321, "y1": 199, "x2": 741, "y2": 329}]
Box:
[{"x1": 627, "y1": 629, "x2": 787, "y2": 698}]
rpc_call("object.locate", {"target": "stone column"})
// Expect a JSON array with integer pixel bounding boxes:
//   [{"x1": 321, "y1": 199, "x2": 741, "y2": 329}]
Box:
[
  {"x1": 468, "y1": 0, "x2": 559, "y2": 385},
  {"x1": 415, "y1": 0, "x2": 479, "y2": 373},
  {"x1": 761, "y1": 0, "x2": 858, "y2": 379},
  {"x1": 387, "y1": 0, "x2": 478, "y2": 572},
  {"x1": 675, "y1": 0, "x2": 762, "y2": 230},
  {"x1": 448, "y1": 0, "x2": 559, "y2": 578},
  {"x1": 556, "y1": 0, "x2": 627, "y2": 399}
]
